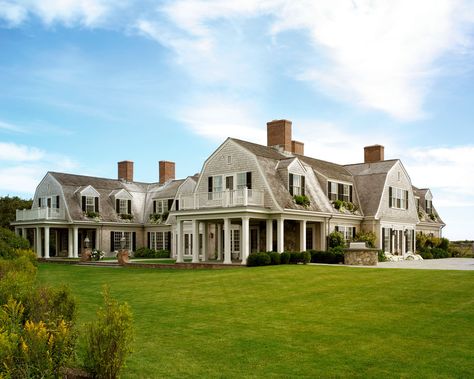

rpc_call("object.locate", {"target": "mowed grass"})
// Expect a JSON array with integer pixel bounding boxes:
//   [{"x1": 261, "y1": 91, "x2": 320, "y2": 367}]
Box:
[{"x1": 38, "y1": 264, "x2": 474, "y2": 378}]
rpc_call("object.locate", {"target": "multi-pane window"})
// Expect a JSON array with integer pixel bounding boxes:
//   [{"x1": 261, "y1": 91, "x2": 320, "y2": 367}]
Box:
[
  {"x1": 213, "y1": 176, "x2": 223, "y2": 193},
  {"x1": 236, "y1": 172, "x2": 247, "y2": 190},
  {"x1": 382, "y1": 227, "x2": 392, "y2": 253},
  {"x1": 406, "y1": 229, "x2": 414, "y2": 253},
  {"x1": 85, "y1": 196, "x2": 95, "y2": 212},
  {"x1": 289, "y1": 173, "x2": 305, "y2": 196},
  {"x1": 416, "y1": 198, "x2": 420, "y2": 210},
  {"x1": 153, "y1": 199, "x2": 171, "y2": 214},
  {"x1": 328, "y1": 181, "x2": 352, "y2": 202},
  {"x1": 335, "y1": 226, "x2": 355, "y2": 244},
  {"x1": 389, "y1": 187, "x2": 408, "y2": 210},
  {"x1": 425, "y1": 200, "x2": 432, "y2": 214},
  {"x1": 149, "y1": 231, "x2": 170, "y2": 250},
  {"x1": 119, "y1": 199, "x2": 129, "y2": 214},
  {"x1": 113, "y1": 231, "x2": 131, "y2": 251}
]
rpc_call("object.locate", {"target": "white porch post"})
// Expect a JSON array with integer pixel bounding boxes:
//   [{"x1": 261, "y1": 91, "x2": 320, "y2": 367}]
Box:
[
  {"x1": 266, "y1": 219, "x2": 273, "y2": 252},
  {"x1": 277, "y1": 218, "x2": 284, "y2": 253},
  {"x1": 95, "y1": 228, "x2": 100, "y2": 250},
  {"x1": 202, "y1": 222, "x2": 208, "y2": 261},
  {"x1": 73, "y1": 226, "x2": 79, "y2": 258},
  {"x1": 36, "y1": 227, "x2": 42, "y2": 258},
  {"x1": 217, "y1": 223, "x2": 222, "y2": 260},
  {"x1": 176, "y1": 220, "x2": 184, "y2": 263},
  {"x1": 44, "y1": 226, "x2": 50, "y2": 259},
  {"x1": 68, "y1": 228, "x2": 73, "y2": 258},
  {"x1": 223, "y1": 218, "x2": 232, "y2": 264},
  {"x1": 300, "y1": 220, "x2": 307, "y2": 252},
  {"x1": 22, "y1": 228, "x2": 26, "y2": 238},
  {"x1": 192, "y1": 220, "x2": 200, "y2": 263},
  {"x1": 241, "y1": 216, "x2": 250, "y2": 265},
  {"x1": 14, "y1": 227, "x2": 20, "y2": 236}
]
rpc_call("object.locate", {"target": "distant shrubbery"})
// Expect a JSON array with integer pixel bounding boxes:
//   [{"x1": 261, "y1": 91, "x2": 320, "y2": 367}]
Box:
[
  {"x1": 416, "y1": 234, "x2": 450, "y2": 259},
  {"x1": 308, "y1": 249, "x2": 344, "y2": 264},
  {"x1": 134, "y1": 247, "x2": 170, "y2": 259},
  {"x1": 328, "y1": 231, "x2": 345, "y2": 249},
  {"x1": 247, "y1": 251, "x2": 311, "y2": 267}
]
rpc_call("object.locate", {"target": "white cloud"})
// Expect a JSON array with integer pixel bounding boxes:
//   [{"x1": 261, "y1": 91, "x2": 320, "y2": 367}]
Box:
[
  {"x1": 0, "y1": 142, "x2": 45, "y2": 161},
  {"x1": 0, "y1": 120, "x2": 25, "y2": 133},
  {"x1": 0, "y1": 1, "x2": 27, "y2": 26}
]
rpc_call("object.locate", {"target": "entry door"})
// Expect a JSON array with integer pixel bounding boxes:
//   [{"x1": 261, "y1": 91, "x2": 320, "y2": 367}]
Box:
[
  {"x1": 393, "y1": 230, "x2": 403, "y2": 255},
  {"x1": 230, "y1": 226, "x2": 241, "y2": 259},
  {"x1": 184, "y1": 233, "x2": 192, "y2": 255},
  {"x1": 250, "y1": 227, "x2": 259, "y2": 253},
  {"x1": 306, "y1": 225, "x2": 314, "y2": 251},
  {"x1": 226, "y1": 176, "x2": 234, "y2": 190}
]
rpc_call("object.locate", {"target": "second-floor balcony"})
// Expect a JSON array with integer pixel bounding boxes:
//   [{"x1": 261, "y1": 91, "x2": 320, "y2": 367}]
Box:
[
  {"x1": 180, "y1": 189, "x2": 264, "y2": 210},
  {"x1": 16, "y1": 207, "x2": 66, "y2": 222}
]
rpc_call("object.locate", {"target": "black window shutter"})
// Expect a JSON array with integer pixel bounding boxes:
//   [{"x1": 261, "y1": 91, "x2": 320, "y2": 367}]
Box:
[
  {"x1": 128, "y1": 200, "x2": 132, "y2": 214},
  {"x1": 132, "y1": 232, "x2": 136, "y2": 251},
  {"x1": 389, "y1": 187, "x2": 393, "y2": 207},
  {"x1": 327, "y1": 181, "x2": 331, "y2": 196},
  {"x1": 289, "y1": 173, "x2": 294, "y2": 196},
  {"x1": 147, "y1": 232, "x2": 150, "y2": 249},
  {"x1": 56, "y1": 195, "x2": 60, "y2": 208},
  {"x1": 382, "y1": 228, "x2": 385, "y2": 251},
  {"x1": 389, "y1": 228, "x2": 392, "y2": 253},
  {"x1": 38, "y1": 197, "x2": 42, "y2": 208},
  {"x1": 349, "y1": 186, "x2": 353, "y2": 203},
  {"x1": 412, "y1": 230, "x2": 415, "y2": 251},
  {"x1": 167, "y1": 231, "x2": 172, "y2": 250},
  {"x1": 153, "y1": 201, "x2": 156, "y2": 214},
  {"x1": 81, "y1": 196, "x2": 86, "y2": 212},
  {"x1": 352, "y1": 227, "x2": 356, "y2": 239},
  {"x1": 338, "y1": 183, "x2": 344, "y2": 200},
  {"x1": 405, "y1": 190, "x2": 409, "y2": 210},
  {"x1": 95, "y1": 197, "x2": 99, "y2": 213},
  {"x1": 301, "y1": 176, "x2": 305, "y2": 196},
  {"x1": 335, "y1": 226, "x2": 339, "y2": 232},
  {"x1": 175, "y1": 200, "x2": 179, "y2": 211},
  {"x1": 116, "y1": 199, "x2": 120, "y2": 213},
  {"x1": 208, "y1": 176, "x2": 213, "y2": 192},
  {"x1": 246, "y1": 172, "x2": 252, "y2": 189},
  {"x1": 110, "y1": 231, "x2": 114, "y2": 252},
  {"x1": 168, "y1": 199, "x2": 173, "y2": 211}
]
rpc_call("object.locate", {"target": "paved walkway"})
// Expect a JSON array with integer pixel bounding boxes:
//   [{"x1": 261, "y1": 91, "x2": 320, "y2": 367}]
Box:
[{"x1": 376, "y1": 258, "x2": 474, "y2": 271}]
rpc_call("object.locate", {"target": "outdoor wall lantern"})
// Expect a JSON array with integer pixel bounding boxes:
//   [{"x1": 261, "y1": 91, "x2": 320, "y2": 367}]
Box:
[{"x1": 120, "y1": 236, "x2": 126, "y2": 250}]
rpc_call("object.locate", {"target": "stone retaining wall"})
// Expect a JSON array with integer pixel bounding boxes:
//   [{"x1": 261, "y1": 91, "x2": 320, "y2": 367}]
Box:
[{"x1": 344, "y1": 249, "x2": 378, "y2": 266}]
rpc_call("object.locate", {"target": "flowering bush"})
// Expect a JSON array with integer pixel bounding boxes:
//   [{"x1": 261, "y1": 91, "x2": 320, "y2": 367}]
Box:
[{"x1": 91, "y1": 249, "x2": 105, "y2": 261}]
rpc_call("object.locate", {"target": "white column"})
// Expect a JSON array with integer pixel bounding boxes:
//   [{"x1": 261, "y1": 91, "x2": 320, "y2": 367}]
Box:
[
  {"x1": 14, "y1": 227, "x2": 20, "y2": 236},
  {"x1": 176, "y1": 220, "x2": 184, "y2": 263},
  {"x1": 95, "y1": 228, "x2": 100, "y2": 250},
  {"x1": 266, "y1": 219, "x2": 273, "y2": 252},
  {"x1": 300, "y1": 220, "x2": 307, "y2": 252},
  {"x1": 202, "y1": 222, "x2": 208, "y2": 261},
  {"x1": 73, "y1": 226, "x2": 79, "y2": 258},
  {"x1": 192, "y1": 220, "x2": 200, "y2": 263},
  {"x1": 44, "y1": 226, "x2": 50, "y2": 259},
  {"x1": 241, "y1": 216, "x2": 250, "y2": 265},
  {"x1": 171, "y1": 227, "x2": 176, "y2": 258},
  {"x1": 223, "y1": 218, "x2": 232, "y2": 264},
  {"x1": 36, "y1": 227, "x2": 42, "y2": 258},
  {"x1": 22, "y1": 228, "x2": 27, "y2": 239},
  {"x1": 277, "y1": 218, "x2": 284, "y2": 253},
  {"x1": 321, "y1": 221, "x2": 327, "y2": 251},
  {"x1": 217, "y1": 223, "x2": 222, "y2": 260},
  {"x1": 68, "y1": 228, "x2": 73, "y2": 258}
]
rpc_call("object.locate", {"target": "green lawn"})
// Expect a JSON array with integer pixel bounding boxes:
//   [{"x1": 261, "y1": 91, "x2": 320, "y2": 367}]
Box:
[{"x1": 38, "y1": 264, "x2": 474, "y2": 378}]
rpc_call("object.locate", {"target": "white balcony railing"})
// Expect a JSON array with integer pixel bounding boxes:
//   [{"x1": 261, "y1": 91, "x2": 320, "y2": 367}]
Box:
[
  {"x1": 180, "y1": 189, "x2": 264, "y2": 210},
  {"x1": 16, "y1": 207, "x2": 66, "y2": 221}
]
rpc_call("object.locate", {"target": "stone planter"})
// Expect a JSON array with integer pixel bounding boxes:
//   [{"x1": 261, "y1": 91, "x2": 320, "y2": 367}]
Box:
[
  {"x1": 344, "y1": 242, "x2": 378, "y2": 266},
  {"x1": 117, "y1": 249, "x2": 130, "y2": 265}
]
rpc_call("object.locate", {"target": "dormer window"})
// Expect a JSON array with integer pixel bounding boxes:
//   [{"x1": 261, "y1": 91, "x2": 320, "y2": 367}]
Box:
[
  {"x1": 289, "y1": 173, "x2": 305, "y2": 196},
  {"x1": 425, "y1": 200, "x2": 432, "y2": 214},
  {"x1": 153, "y1": 199, "x2": 174, "y2": 214},
  {"x1": 116, "y1": 198, "x2": 132, "y2": 215},
  {"x1": 328, "y1": 181, "x2": 352, "y2": 202},
  {"x1": 82, "y1": 196, "x2": 99, "y2": 213},
  {"x1": 389, "y1": 187, "x2": 408, "y2": 210}
]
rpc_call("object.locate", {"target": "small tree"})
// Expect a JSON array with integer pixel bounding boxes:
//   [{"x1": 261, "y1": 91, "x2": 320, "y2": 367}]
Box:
[
  {"x1": 353, "y1": 230, "x2": 376, "y2": 248},
  {"x1": 84, "y1": 287, "x2": 134, "y2": 379},
  {"x1": 328, "y1": 231, "x2": 345, "y2": 249}
]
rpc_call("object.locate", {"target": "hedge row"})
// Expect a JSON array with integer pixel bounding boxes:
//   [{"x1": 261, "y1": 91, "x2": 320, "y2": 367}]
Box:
[
  {"x1": 133, "y1": 247, "x2": 170, "y2": 259},
  {"x1": 247, "y1": 251, "x2": 311, "y2": 267}
]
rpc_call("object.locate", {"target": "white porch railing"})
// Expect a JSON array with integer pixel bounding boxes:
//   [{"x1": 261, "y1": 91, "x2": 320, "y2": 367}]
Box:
[
  {"x1": 180, "y1": 189, "x2": 264, "y2": 210},
  {"x1": 16, "y1": 207, "x2": 66, "y2": 221}
]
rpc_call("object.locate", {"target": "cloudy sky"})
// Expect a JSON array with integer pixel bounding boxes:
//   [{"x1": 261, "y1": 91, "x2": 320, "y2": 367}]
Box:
[{"x1": 1, "y1": 0, "x2": 473, "y2": 239}]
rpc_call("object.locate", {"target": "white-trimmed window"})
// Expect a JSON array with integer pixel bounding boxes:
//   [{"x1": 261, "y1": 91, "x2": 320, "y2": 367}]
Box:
[
  {"x1": 289, "y1": 173, "x2": 305, "y2": 196},
  {"x1": 119, "y1": 199, "x2": 128, "y2": 214},
  {"x1": 153, "y1": 199, "x2": 170, "y2": 214},
  {"x1": 112, "y1": 231, "x2": 132, "y2": 251},
  {"x1": 328, "y1": 181, "x2": 352, "y2": 202},
  {"x1": 213, "y1": 176, "x2": 223, "y2": 193},
  {"x1": 389, "y1": 187, "x2": 408, "y2": 209},
  {"x1": 236, "y1": 172, "x2": 247, "y2": 190},
  {"x1": 382, "y1": 227, "x2": 391, "y2": 253},
  {"x1": 149, "y1": 231, "x2": 170, "y2": 250},
  {"x1": 335, "y1": 226, "x2": 355, "y2": 244},
  {"x1": 85, "y1": 196, "x2": 95, "y2": 212},
  {"x1": 425, "y1": 200, "x2": 432, "y2": 214}
]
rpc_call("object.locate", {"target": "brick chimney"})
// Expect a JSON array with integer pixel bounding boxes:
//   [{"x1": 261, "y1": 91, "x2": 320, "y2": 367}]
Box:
[
  {"x1": 159, "y1": 161, "x2": 175, "y2": 184},
  {"x1": 118, "y1": 160, "x2": 134, "y2": 182},
  {"x1": 291, "y1": 140, "x2": 304, "y2": 155},
  {"x1": 364, "y1": 145, "x2": 385, "y2": 163},
  {"x1": 267, "y1": 119, "x2": 292, "y2": 152}
]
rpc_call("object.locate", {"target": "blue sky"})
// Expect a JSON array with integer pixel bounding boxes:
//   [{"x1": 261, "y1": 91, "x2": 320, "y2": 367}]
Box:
[{"x1": 1, "y1": 1, "x2": 473, "y2": 240}]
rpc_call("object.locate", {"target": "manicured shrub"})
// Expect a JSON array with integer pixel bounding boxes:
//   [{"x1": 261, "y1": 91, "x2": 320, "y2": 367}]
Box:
[
  {"x1": 378, "y1": 250, "x2": 387, "y2": 262},
  {"x1": 288, "y1": 252, "x2": 301, "y2": 264},
  {"x1": 134, "y1": 247, "x2": 170, "y2": 259},
  {"x1": 268, "y1": 252, "x2": 280, "y2": 265},
  {"x1": 247, "y1": 252, "x2": 271, "y2": 267},
  {"x1": 309, "y1": 249, "x2": 344, "y2": 264},
  {"x1": 353, "y1": 231, "x2": 376, "y2": 248},
  {"x1": 328, "y1": 231, "x2": 345, "y2": 249},
  {"x1": 301, "y1": 251, "x2": 311, "y2": 264},
  {"x1": 419, "y1": 250, "x2": 433, "y2": 259},
  {"x1": 84, "y1": 287, "x2": 134, "y2": 379},
  {"x1": 431, "y1": 247, "x2": 449, "y2": 259},
  {"x1": 280, "y1": 252, "x2": 290, "y2": 264}
]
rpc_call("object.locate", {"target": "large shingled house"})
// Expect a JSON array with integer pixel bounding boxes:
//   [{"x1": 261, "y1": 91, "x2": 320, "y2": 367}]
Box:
[{"x1": 13, "y1": 120, "x2": 444, "y2": 264}]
